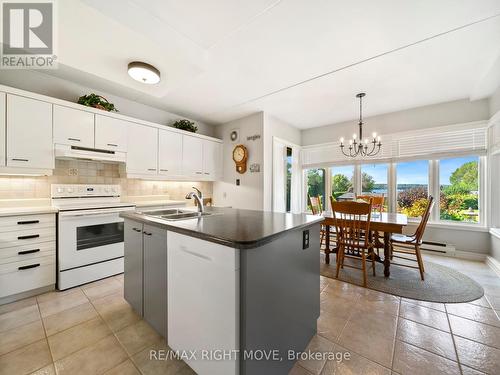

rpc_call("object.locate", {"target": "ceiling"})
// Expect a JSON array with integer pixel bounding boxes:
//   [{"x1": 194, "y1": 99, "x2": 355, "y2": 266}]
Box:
[{"x1": 49, "y1": 0, "x2": 500, "y2": 128}]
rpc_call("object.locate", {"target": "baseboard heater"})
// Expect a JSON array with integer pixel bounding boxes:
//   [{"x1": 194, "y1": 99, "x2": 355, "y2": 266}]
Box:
[{"x1": 420, "y1": 241, "x2": 456, "y2": 255}]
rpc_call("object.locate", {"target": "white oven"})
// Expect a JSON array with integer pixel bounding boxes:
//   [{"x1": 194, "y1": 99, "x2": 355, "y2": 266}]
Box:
[
  {"x1": 58, "y1": 206, "x2": 133, "y2": 270},
  {"x1": 52, "y1": 184, "x2": 135, "y2": 290}
]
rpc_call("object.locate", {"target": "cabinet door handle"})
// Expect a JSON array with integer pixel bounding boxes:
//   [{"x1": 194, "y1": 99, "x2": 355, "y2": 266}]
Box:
[
  {"x1": 17, "y1": 220, "x2": 40, "y2": 225},
  {"x1": 143, "y1": 231, "x2": 152, "y2": 236},
  {"x1": 204, "y1": 172, "x2": 210, "y2": 175},
  {"x1": 195, "y1": 172, "x2": 202, "y2": 174},
  {"x1": 107, "y1": 143, "x2": 118, "y2": 147},
  {"x1": 147, "y1": 168, "x2": 156, "y2": 171},
  {"x1": 18, "y1": 249, "x2": 40, "y2": 255},
  {"x1": 181, "y1": 247, "x2": 212, "y2": 262},
  {"x1": 68, "y1": 138, "x2": 81, "y2": 142},
  {"x1": 160, "y1": 169, "x2": 168, "y2": 172},
  {"x1": 18, "y1": 263, "x2": 40, "y2": 270},
  {"x1": 132, "y1": 228, "x2": 142, "y2": 232},
  {"x1": 18, "y1": 234, "x2": 40, "y2": 240},
  {"x1": 12, "y1": 158, "x2": 29, "y2": 162}
]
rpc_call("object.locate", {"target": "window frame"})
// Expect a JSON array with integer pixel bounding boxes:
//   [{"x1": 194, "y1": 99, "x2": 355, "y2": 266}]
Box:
[{"x1": 301, "y1": 155, "x2": 487, "y2": 229}]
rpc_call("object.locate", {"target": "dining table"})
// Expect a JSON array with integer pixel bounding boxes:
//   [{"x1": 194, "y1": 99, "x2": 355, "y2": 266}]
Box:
[{"x1": 322, "y1": 211, "x2": 408, "y2": 277}]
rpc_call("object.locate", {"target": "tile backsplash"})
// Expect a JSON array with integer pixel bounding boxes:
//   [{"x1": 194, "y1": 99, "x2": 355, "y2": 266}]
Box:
[{"x1": 0, "y1": 160, "x2": 213, "y2": 200}]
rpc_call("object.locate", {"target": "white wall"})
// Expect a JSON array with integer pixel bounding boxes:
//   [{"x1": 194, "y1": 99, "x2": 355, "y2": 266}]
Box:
[
  {"x1": 263, "y1": 114, "x2": 302, "y2": 211},
  {"x1": 491, "y1": 234, "x2": 500, "y2": 262},
  {"x1": 489, "y1": 85, "x2": 500, "y2": 117},
  {"x1": 213, "y1": 112, "x2": 264, "y2": 210},
  {"x1": 0, "y1": 70, "x2": 215, "y2": 137},
  {"x1": 301, "y1": 98, "x2": 490, "y2": 146}
]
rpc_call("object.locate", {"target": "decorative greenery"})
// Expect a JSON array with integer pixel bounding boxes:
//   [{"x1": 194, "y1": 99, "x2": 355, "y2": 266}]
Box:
[
  {"x1": 397, "y1": 187, "x2": 428, "y2": 210},
  {"x1": 172, "y1": 119, "x2": 198, "y2": 133},
  {"x1": 77, "y1": 93, "x2": 117, "y2": 112}
]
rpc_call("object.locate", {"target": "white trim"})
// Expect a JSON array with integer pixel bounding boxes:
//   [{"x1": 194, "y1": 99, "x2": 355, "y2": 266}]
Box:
[
  {"x1": 490, "y1": 228, "x2": 500, "y2": 240},
  {"x1": 423, "y1": 249, "x2": 487, "y2": 261},
  {"x1": 407, "y1": 221, "x2": 490, "y2": 232},
  {"x1": 454, "y1": 251, "x2": 487, "y2": 262},
  {"x1": 486, "y1": 256, "x2": 500, "y2": 278},
  {"x1": 487, "y1": 110, "x2": 500, "y2": 128}
]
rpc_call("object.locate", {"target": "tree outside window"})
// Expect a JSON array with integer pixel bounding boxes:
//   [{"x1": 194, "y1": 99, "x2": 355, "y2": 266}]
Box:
[
  {"x1": 331, "y1": 166, "x2": 354, "y2": 200},
  {"x1": 306, "y1": 168, "x2": 325, "y2": 209},
  {"x1": 396, "y1": 161, "x2": 429, "y2": 218},
  {"x1": 439, "y1": 156, "x2": 479, "y2": 223}
]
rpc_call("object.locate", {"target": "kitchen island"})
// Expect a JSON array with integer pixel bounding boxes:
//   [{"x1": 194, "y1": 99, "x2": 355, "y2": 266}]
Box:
[{"x1": 121, "y1": 207, "x2": 322, "y2": 375}]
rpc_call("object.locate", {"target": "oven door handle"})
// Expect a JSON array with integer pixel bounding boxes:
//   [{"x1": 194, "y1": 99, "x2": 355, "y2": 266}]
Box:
[{"x1": 58, "y1": 207, "x2": 134, "y2": 217}]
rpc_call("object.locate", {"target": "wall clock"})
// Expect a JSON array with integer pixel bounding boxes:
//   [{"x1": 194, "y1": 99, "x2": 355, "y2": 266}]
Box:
[{"x1": 232, "y1": 144, "x2": 248, "y2": 174}]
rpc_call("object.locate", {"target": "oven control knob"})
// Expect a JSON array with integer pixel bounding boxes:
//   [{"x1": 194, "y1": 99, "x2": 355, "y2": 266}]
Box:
[
  {"x1": 104, "y1": 188, "x2": 110, "y2": 193},
  {"x1": 67, "y1": 188, "x2": 74, "y2": 194},
  {"x1": 112, "y1": 187, "x2": 117, "y2": 193},
  {"x1": 57, "y1": 187, "x2": 64, "y2": 193}
]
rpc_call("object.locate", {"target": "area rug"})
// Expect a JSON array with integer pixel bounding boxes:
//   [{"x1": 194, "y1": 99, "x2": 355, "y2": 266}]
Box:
[{"x1": 320, "y1": 255, "x2": 484, "y2": 303}]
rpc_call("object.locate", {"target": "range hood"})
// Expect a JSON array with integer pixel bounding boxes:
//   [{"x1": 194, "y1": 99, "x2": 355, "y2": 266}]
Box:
[{"x1": 54, "y1": 144, "x2": 126, "y2": 163}]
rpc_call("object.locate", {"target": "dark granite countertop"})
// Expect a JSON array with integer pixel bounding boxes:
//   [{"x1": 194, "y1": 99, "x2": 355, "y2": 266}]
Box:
[{"x1": 120, "y1": 206, "x2": 323, "y2": 249}]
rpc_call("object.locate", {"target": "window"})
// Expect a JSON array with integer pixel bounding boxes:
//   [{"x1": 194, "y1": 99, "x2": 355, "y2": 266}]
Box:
[
  {"x1": 331, "y1": 165, "x2": 354, "y2": 200},
  {"x1": 286, "y1": 147, "x2": 292, "y2": 212},
  {"x1": 361, "y1": 163, "x2": 388, "y2": 194},
  {"x1": 396, "y1": 160, "x2": 429, "y2": 218},
  {"x1": 306, "y1": 168, "x2": 326, "y2": 210},
  {"x1": 439, "y1": 156, "x2": 479, "y2": 223},
  {"x1": 361, "y1": 163, "x2": 388, "y2": 210}
]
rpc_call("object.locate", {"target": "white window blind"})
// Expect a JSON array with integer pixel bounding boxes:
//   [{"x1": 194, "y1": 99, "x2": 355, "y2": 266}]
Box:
[
  {"x1": 396, "y1": 127, "x2": 486, "y2": 158},
  {"x1": 301, "y1": 122, "x2": 487, "y2": 167}
]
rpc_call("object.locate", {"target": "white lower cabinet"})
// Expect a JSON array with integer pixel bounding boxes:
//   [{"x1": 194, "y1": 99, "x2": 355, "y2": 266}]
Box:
[
  {"x1": 167, "y1": 232, "x2": 240, "y2": 375},
  {"x1": 0, "y1": 213, "x2": 56, "y2": 300}
]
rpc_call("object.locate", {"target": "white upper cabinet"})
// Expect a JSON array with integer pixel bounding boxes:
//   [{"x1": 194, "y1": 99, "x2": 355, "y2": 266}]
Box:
[
  {"x1": 0, "y1": 92, "x2": 5, "y2": 167},
  {"x1": 6, "y1": 94, "x2": 54, "y2": 170},
  {"x1": 182, "y1": 135, "x2": 203, "y2": 177},
  {"x1": 53, "y1": 105, "x2": 94, "y2": 148},
  {"x1": 158, "y1": 130, "x2": 183, "y2": 177},
  {"x1": 203, "y1": 140, "x2": 223, "y2": 180},
  {"x1": 95, "y1": 115, "x2": 128, "y2": 152},
  {"x1": 127, "y1": 123, "x2": 158, "y2": 175}
]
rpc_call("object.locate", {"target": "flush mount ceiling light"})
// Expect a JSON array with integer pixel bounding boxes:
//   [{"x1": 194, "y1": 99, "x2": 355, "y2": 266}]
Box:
[
  {"x1": 127, "y1": 61, "x2": 161, "y2": 84},
  {"x1": 339, "y1": 93, "x2": 382, "y2": 158}
]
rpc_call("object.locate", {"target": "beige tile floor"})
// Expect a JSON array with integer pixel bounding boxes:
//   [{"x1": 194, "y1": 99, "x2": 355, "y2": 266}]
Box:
[{"x1": 0, "y1": 255, "x2": 499, "y2": 375}]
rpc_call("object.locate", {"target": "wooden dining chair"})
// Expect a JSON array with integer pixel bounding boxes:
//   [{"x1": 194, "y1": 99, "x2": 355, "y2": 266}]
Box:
[
  {"x1": 357, "y1": 194, "x2": 385, "y2": 255},
  {"x1": 308, "y1": 194, "x2": 327, "y2": 249},
  {"x1": 389, "y1": 196, "x2": 435, "y2": 280},
  {"x1": 332, "y1": 200, "x2": 375, "y2": 287}
]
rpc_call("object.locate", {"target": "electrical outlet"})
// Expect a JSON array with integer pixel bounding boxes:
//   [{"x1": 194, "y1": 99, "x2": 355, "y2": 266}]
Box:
[
  {"x1": 68, "y1": 168, "x2": 78, "y2": 176},
  {"x1": 302, "y1": 230, "x2": 309, "y2": 249}
]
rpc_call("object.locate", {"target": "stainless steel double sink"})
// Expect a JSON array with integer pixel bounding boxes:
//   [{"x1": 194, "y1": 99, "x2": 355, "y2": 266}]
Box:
[{"x1": 140, "y1": 208, "x2": 214, "y2": 221}]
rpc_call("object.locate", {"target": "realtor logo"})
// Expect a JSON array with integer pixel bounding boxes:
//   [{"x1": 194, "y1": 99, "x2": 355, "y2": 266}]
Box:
[{"x1": 1, "y1": 0, "x2": 57, "y2": 68}]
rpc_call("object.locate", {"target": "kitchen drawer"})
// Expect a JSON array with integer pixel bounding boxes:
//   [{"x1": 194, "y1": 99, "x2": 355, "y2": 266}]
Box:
[
  {"x1": 0, "y1": 241, "x2": 55, "y2": 264},
  {"x1": 0, "y1": 227, "x2": 55, "y2": 249},
  {"x1": 0, "y1": 213, "x2": 55, "y2": 233},
  {"x1": 0, "y1": 255, "x2": 55, "y2": 298}
]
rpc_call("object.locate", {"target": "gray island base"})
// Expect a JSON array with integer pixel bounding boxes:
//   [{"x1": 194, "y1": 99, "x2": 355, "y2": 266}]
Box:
[{"x1": 121, "y1": 207, "x2": 322, "y2": 375}]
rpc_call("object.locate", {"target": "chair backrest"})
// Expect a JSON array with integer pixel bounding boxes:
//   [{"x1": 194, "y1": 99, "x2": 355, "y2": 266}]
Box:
[
  {"x1": 308, "y1": 194, "x2": 322, "y2": 215},
  {"x1": 413, "y1": 196, "x2": 435, "y2": 242},
  {"x1": 331, "y1": 199, "x2": 373, "y2": 249},
  {"x1": 357, "y1": 194, "x2": 385, "y2": 213}
]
